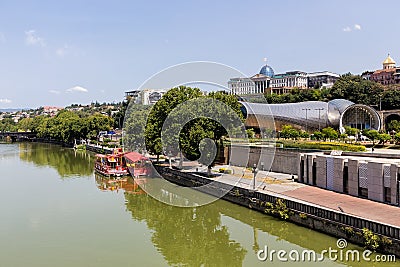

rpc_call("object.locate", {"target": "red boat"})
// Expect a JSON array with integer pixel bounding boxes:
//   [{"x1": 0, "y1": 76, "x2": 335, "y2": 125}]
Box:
[
  {"x1": 95, "y1": 149, "x2": 129, "y2": 177},
  {"x1": 124, "y1": 151, "x2": 151, "y2": 177},
  {"x1": 94, "y1": 149, "x2": 150, "y2": 177}
]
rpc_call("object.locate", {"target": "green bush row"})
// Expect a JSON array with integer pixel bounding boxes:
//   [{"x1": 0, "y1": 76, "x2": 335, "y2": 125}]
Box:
[{"x1": 281, "y1": 141, "x2": 366, "y2": 152}]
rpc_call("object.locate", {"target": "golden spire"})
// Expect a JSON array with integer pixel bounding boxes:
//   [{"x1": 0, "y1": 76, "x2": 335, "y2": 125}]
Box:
[
  {"x1": 383, "y1": 53, "x2": 396, "y2": 69},
  {"x1": 383, "y1": 53, "x2": 396, "y2": 65}
]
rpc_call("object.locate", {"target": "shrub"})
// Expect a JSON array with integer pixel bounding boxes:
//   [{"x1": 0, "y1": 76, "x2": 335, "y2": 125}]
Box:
[
  {"x1": 299, "y1": 213, "x2": 308, "y2": 220},
  {"x1": 342, "y1": 226, "x2": 355, "y2": 237},
  {"x1": 282, "y1": 141, "x2": 366, "y2": 152},
  {"x1": 264, "y1": 199, "x2": 289, "y2": 220},
  {"x1": 362, "y1": 228, "x2": 380, "y2": 250},
  {"x1": 218, "y1": 168, "x2": 232, "y2": 174}
]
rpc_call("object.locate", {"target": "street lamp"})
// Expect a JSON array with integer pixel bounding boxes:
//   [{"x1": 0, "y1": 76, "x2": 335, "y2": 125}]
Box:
[
  {"x1": 315, "y1": 108, "x2": 324, "y2": 131},
  {"x1": 302, "y1": 108, "x2": 311, "y2": 132},
  {"x1": 251, "y1": 164, "x2": 258, "y2": 191},
  {"x1": 168, "y1": 151, "x2": 173, "y2": 169}
]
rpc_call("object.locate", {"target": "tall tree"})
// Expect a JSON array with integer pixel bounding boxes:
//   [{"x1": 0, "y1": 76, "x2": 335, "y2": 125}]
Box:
[
  {"x1": 143, "y1": 86, "x2": 245, "y2": 166},
  {"x1": 330, "y1": 74, "x2": 384, "y2": 105}
]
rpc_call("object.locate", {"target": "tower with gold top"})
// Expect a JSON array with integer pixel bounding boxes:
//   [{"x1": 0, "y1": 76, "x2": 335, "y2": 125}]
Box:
[{"x1": 383, "y1": 53, "x2": 396, "y2": 69}]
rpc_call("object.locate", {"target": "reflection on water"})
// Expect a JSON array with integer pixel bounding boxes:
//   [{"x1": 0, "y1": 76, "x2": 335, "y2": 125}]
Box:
[
  {"x1": 1, "y1": 143, "x2": 398, "y2": 267},
  {"x1": 19, "y1": 143, "x2": 94, "y2": 177},
  {"x1": 124, "y1": 186, "x2": 247, "y2": 267},
  {"x1": 94, "y1": 174, "x2": 145, "y2": 194}
]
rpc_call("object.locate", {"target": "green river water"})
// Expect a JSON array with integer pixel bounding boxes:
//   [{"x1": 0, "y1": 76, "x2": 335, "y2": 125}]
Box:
[{"x1": 0, "y1": 143, "x2": 398, "y2": 267}]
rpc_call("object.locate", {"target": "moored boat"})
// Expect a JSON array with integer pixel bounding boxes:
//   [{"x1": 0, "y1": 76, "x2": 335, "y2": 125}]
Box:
[
  {"x1": 124, "y1": 151, "x2": 151, "y2": 177},
  {"x1": 94, "y1": 148, "x2": 129, "y2": 177}
]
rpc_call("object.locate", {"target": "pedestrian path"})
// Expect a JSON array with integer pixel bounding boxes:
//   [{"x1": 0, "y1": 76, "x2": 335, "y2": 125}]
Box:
[{"x1": 188, "y1": 164, "x2": 400, "y2": 228}]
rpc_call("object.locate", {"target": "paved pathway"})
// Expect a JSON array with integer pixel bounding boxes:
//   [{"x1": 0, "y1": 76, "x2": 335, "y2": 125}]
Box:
[
  {"x1": 281, "y1": 186, "x2": 400, "y2": 227},
  {"x1": 187, "y1": 164, "x2": 400, "y2": 228}
]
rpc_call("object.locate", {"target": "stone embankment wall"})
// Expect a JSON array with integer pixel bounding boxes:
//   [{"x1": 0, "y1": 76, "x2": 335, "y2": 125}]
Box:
[{"x1": 156, "y1": 166, "x2": 400, "y2": 258}]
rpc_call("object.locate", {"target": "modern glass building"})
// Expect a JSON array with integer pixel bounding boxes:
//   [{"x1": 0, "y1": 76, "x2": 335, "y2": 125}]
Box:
[{"x1": 240, "y1": 99, "x2": 381, "y2": 132}]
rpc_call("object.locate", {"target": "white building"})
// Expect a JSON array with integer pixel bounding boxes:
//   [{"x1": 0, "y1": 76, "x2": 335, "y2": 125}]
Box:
[
  {"x1": 228, "y1": 74, "x2": 270, "y2": 95},
  {"x1": 228, "y1": 61, "x2": 339, "y2": 95},
  {"x1": 307, "y1": 71, "x2": 340, "y2": 88},
  {"x1": 125, "y1": 89, "x2": 168, "y2": 105},
  {"x1": 269, "y1": 71, "x2": 308, "y2": 94}
]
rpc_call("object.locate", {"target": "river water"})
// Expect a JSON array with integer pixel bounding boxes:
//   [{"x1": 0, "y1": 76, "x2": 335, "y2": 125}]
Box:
[{"x1": 0, "y1": 143, "x2": 398, "y2": 267}]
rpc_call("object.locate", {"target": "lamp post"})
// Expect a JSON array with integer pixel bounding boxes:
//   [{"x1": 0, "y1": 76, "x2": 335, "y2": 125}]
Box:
[
  {"x1": 302, "y1": 108, "x2": 311, "y2": 132},
  {"x1": 315, "y1": 108, "x2": 324, "y2": 131},
  {"x1": 168, "y1": 151, "x2": 172, "y2": 169},
  {"x1": 251, "y1": 164, "x2": 258, "y2": 191}
]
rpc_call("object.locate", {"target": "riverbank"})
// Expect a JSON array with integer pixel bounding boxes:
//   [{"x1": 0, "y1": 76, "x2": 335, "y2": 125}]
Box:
[
  {"x1": 85, "y1": 144, "x2": 114, "y2": 154},
  {"x1": 155, "y1": 165, "x2": 400, "y2": 258}
]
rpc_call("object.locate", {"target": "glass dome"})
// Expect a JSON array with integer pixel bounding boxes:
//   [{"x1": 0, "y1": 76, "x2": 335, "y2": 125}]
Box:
[{"x1": 259, "y1": 65, "x2": 275, "y2": 77}]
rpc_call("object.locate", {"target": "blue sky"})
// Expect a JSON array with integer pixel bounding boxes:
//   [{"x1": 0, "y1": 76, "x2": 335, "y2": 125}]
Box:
[{"x1": 0, "y1": 0, "x2": 399, "y2": 108}]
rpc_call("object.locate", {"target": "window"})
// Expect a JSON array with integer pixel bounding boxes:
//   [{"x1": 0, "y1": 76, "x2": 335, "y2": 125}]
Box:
[{"x1": 384, "y1": 187, "x2": 391, "y2": 203}]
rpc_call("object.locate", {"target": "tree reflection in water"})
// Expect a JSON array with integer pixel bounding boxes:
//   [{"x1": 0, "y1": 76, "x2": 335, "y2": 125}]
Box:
[
  {"x1": 19, "y1": 143, "x2": 94, "y2": 178},
  {"x1": 124, "y1": 188, "x2": 247, "y2": 267}
]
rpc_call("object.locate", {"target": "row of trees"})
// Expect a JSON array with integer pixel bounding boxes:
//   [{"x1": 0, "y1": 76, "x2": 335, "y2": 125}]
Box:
[
  {"x1": 124, "y1": 86, "x2": 244, "y2": 167},
  {"x1": 278, "y1": 124, "x2": 400, "y2": 145},
  {"x1": 2, "y1": 110, "x2": 114, "y2": 144},
  {"x1": 263, "y1": 73, "x2": 400, "y2": 110},
  {"x1": 264, "y1": 87, "x2": 331, "y2": 104},
  {"x1": 279, "y1": 125, "x2": 341, "y2": 141}
]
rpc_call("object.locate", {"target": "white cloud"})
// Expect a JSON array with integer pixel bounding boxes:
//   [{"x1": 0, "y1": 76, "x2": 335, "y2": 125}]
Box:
[
  {"x1": 25, "y1": 30, "x2": 46, "y2": 47},
  {"x1": 343, "y1": 24, "x2": 362, "y2": 32},
  {"x1": 66, "y1": 86, "x2": 88, "y2": 93},
  {"x1": 49, "y1": 90, "x2": 61, "y2": 94},
  {"x1": 343, "y1": 26, "x2": 352, "y2": 32},
  {"x1": 0, "y1": 98, "x2": 12, "y2": 104},
  {"x1": 56, "y1": 44, "x2": 69, "y2": 57}
]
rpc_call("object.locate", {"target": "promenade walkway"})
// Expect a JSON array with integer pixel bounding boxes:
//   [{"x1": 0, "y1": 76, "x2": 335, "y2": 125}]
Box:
[{"x1": 184, "y1": 164, "x2": 400, "y2": 228}]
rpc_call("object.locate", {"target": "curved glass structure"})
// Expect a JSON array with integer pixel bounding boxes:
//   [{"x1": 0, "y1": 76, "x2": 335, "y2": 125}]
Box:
[
  {"x1": 259, "y1": 65, "x2": 275, "y2": 77},
  {"x1": 240, "y1": 99, "x2": 382, "y2": 132},
  {"x1": 339, "y1": 105, "x2": 381, "y2": 133}
]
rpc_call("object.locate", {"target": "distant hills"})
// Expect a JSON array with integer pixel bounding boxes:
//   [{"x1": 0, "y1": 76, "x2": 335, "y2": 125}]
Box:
[{"x1": 0, "y1": 108, "x2": 28, "y2": 113}]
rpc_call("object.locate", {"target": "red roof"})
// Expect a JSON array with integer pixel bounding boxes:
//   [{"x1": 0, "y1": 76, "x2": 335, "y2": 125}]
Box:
[{"x1": 124, "y1": 152, "x2": 148, "y2": 162}]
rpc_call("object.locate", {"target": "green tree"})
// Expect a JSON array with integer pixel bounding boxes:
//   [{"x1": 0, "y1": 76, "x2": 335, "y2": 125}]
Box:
[
  {"x1": 17, "y1": 118, "x2": 33, "y2": 131},
  {"x1": 363, "y1": 129, "x2": 379, "y2": 145},
  {"x1": 28, "y1": 111, "x2": 113, "y2": 143},
  {"x1": 339, "y1": 133, "x2": 348, "y2": 142},
  {"x1": 0, "y1": 118, "x2": 17, "y2": 132},
  {"x1": 123, "y1": 105, "x2": 151, "y2": 153},
  {"x1": 246, "y1": 128, "x2": 256, "y2": 139},
  {"x1": 313, "y1": 131, "x2": 323, "y2": 141},
  {"x1": 330, "y1": 74, "x2": 384, "y2": 105},
  {"x1": 344, "y1": 126, "x2": 359, "y2": 136},
  {"x1": 299, "y1": 130, "x2": 309, "y2": 139},
  {"x1": 394, "y1": 132, "x2": 400, "y2": 144},
  {"x1": 144, "y1": 86, "x2": 244, "y2": 166},
  {"x1": 280, "y1": 125, "x2": 293, "y2": 139},
  {"x1": 381, "y1": 88, "x2": 400, "y2": 110},
  {"x1": 387, "y1": 120, "x2": 400, "y2": 132},
  {"x1": 145, "y1": 86, "x2": 203, "y2": 160},
  {"x1": 321, "y1": 127, "x2": 338, "y2": 141},
  {"x1": 377, "y1": 133, "x2": 391, "y2": 144}
]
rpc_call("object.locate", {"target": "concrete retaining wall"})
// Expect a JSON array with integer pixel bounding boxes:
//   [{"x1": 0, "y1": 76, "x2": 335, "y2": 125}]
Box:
[
  {"x1": 156, "y1": 166, "x2": 400, "y2": 258},
  {"x1": 229, "y1": 145, "x2": 300, "y2": 175}
]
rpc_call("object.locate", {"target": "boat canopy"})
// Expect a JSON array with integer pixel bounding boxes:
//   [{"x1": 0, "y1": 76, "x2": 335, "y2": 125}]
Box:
[{"x1": 125, "y1": 152, "x2": 148, "y2": 163}]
